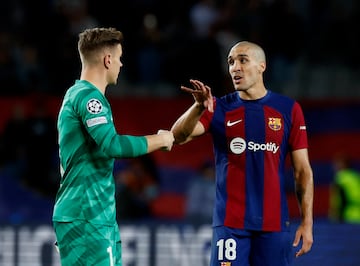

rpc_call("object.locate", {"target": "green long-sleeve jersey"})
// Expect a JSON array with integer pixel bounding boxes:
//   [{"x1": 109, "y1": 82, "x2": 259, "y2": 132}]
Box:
[{"x1": 53, "y1": 80, "x2": 147, "y2": 225}]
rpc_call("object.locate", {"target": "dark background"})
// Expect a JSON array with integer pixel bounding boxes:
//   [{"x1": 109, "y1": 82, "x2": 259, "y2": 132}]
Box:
[{"x1": 0, "y1": 0, "x2": 359, "y2": 265}]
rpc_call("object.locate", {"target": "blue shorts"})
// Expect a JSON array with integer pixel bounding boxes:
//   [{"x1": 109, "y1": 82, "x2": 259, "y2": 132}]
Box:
[{"x1": 210, "y1": 226, "x2": 294, "y2": 266}]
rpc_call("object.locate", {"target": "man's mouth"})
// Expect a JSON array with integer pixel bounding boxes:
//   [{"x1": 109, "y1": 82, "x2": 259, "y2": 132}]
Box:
[{"x1": 233, "y1": 75, "x2": 242, "y2": 83}]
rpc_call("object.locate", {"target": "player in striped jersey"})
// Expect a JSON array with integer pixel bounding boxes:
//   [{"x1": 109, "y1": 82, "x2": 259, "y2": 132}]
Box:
[
  {"x1": 171, "y1": 41, "x2": 313, "y2": 266},
  {"x1": 52, "y1": 27, "x2": 174, "y2": 266}
]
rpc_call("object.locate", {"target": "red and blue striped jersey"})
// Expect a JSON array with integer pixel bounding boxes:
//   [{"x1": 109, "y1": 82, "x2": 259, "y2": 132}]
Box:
[{"x1": 199, "y1": 90, "x2": 308, "y2": 231}]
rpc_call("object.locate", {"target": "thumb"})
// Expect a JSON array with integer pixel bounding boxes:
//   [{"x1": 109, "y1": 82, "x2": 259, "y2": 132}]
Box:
[
  {"x1": 207, "y1": 98, "x2": 214, "y2": 113},
  {"x1": 293, "y1": 231, "x2": 301, "y2": 247}
]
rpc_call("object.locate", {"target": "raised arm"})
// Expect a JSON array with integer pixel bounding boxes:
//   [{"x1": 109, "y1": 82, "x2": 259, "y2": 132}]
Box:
[{"x1": 171, "y1": 79, "x2": 213, "y2": 144}]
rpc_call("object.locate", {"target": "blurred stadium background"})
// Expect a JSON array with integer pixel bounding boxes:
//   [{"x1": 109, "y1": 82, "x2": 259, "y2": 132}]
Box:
[{"x1": 0, "y1": 0, "x2": 359, "y2": 265}]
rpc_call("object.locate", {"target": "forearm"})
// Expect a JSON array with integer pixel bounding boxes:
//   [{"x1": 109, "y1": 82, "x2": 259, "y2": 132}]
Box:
[
  {"x1": 295, "y1": 170, "x2": 314, "y2": 226},
  {"x1": 109, "y1": 135, "x2": 148, "y2": 158},
  {"x1": 171, "y1": 103, "x2": 205, "y2": 144}
]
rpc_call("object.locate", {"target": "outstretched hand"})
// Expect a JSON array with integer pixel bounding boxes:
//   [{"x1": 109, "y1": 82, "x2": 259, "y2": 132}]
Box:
[{"x1": 181, "y1": 79, "x2": 214, "y2": 112}]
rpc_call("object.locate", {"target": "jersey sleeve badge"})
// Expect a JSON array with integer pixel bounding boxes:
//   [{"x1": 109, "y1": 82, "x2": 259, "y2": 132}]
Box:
[
  {"x1": 85, "y1": 98, "x2": 108, "y2": 127},
  {"x1": 87, "y1": 98, "x2": 103, "y2": 114}
]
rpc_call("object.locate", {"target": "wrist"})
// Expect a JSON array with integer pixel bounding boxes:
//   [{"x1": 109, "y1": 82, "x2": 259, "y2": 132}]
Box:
[{"x1": 195, "y1": 102, "x2": 206, "y2": 111}]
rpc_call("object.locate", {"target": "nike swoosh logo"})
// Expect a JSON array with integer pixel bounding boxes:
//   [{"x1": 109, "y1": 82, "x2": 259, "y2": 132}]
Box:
[{"x1": 227, "y1": 119, "x2": 242, "y2": 126}]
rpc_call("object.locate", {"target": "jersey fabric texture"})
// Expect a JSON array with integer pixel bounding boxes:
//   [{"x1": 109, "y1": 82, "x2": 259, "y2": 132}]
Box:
[
  {"x1": 53, "y1": 221, "x2": 121, "y2": 266},
  {"x1": 199, "y1": 90, "x2": 308, "y2": 232},
  {"x1": 53, "y1": 80, "x2": 148, "y2": 225}
]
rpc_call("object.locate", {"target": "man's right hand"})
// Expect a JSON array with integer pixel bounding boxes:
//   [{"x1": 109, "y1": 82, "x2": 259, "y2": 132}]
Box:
[
  {"x1": 157, "y1": 129, "x2": 174, "y2": 151},
  {"x1": 180, "y1": 79, "x2": 214, "y2": 112}
]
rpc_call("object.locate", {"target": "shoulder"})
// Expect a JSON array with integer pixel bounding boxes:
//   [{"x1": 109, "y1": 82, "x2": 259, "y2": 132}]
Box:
[
  {"x1": 68, "y1": 80, "x2": 102, "y2": 100},
  {"x1": 266, "y1": 90, "x2": 301, "y2": 112},
  {"x1": 220, "y1": 91, "x2": 239, "y2": 102},
  {"x1": 66, "y1": 80, "x2": 108, "y2": 115},
  {"x1": 215, "y1": 91, "x2": 240, "y2": 108},
  {"x1": 268, "y1": 90, "x2": 296, "y2": 103}
]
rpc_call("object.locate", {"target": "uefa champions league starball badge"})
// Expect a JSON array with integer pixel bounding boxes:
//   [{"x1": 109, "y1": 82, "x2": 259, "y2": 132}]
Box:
[{"x1": 87, "y1": 99, "x2": 103, "y2": 114}]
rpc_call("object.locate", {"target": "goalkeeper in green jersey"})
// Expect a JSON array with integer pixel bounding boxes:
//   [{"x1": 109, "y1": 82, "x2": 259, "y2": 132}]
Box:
[{"x1": 52, "y1": 27, "x2": 174, "y2": 266}]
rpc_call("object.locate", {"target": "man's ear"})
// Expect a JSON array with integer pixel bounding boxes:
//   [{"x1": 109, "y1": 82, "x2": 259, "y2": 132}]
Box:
[
  {"x1": 259, "y1": 61, "x2": 266, "y2": 73},
  {"x1": 103, "y1": 54, "x2": 111, "y2": 69}
]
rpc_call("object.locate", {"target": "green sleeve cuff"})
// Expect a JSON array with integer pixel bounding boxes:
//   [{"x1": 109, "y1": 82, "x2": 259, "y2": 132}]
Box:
[{"x1": 115, "y1": 135, "x2": 148, "y2": 157}]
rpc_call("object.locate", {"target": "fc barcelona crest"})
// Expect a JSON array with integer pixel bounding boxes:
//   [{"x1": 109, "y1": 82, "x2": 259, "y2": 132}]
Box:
[{"x1": 268, "y1": 117, "x2": 281, "y2": 131}]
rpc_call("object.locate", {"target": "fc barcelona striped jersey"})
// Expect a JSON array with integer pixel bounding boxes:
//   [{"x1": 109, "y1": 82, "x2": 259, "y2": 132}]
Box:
[{"x1": 199, "y1": 90, "x2": 308, "y2": 231}]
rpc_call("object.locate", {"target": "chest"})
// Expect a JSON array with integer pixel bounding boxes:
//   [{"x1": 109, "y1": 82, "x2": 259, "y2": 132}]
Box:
[{"x1": 211, "y1": 104, "x2": 291, "y2": 148}]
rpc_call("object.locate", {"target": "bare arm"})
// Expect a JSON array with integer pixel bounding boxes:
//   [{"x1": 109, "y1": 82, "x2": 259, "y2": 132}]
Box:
[
  {"x1": 171, "y1": 103, "x2": 206, "y2": 144},
  {"x1": 171, "y1": 79, "x2": 213, "y2": 144},
  {"x1": 291, "y1": 148, "x2": 314, "y2": 257}
]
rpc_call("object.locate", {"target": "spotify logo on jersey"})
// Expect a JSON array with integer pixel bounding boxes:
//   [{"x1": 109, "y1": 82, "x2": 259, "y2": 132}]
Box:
[
  {"x1": 229, "y1": 138, "x2": 280, "y2": 154},
  {"x1": 229, "y1": 137, "x2": 246, "y2": 154}
]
